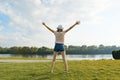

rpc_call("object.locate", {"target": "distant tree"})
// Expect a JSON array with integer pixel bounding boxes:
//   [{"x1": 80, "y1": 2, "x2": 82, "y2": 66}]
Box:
[
  {"x1": 30, "y1": 47, "x2": 38, "y2": 54},
  {"x1": 21, "y1": 47, "x2": 32, "y2": 54},
  {"x1": 99, "y1": 44, "x2": 104, "y2": 49},
  {"x1": 37, "y1": 46, "x2": 52, "y2": 55},
  {"x1": 9, "y1": 47, "x2": 20, "y2": 54},
  {"x1": 0, "y1": 47, "x2": 9, "y2": 54}
]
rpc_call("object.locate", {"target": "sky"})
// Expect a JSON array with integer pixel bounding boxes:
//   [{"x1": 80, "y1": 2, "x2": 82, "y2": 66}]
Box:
[{"x1": 0, "y1": 0, "x2": 120, "y2": 48}]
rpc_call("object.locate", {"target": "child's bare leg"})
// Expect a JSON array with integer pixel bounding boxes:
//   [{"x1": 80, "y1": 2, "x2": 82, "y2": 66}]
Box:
[
  {"x1": 61, "y1": 51, "x2": 68, "y2": 72},
  {"x1": 50, "y1": 51, "x2": 58, "y2": 73}
]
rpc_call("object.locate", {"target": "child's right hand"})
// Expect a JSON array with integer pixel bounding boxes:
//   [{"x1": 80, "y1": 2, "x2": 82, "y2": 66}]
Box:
[
  {"x1": 75, "y1": 21, "x2": 80, "y2": 25},
  {"x1": 42, "y1": 22, "x2": 45, "y2": 25}
]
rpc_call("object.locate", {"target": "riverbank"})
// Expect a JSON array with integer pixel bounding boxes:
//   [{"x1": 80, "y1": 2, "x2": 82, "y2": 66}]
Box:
[
  {"x1": 0, "y1": 60, "x2": 52, "y2": 62},
  {"x1": 0, "y1": 60, "x2": 120, "y2": 80},
  {"x1": 0, "y1": 57, "x2": 48, "y2": 60}
]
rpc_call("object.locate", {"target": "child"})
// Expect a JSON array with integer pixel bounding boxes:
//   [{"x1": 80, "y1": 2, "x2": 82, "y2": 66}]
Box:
[{"x1": 42, "y1": 21, "x2": 80, "y2": 73}]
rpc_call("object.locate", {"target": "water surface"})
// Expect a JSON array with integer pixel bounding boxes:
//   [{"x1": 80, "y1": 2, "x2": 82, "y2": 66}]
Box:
[{"x1": 0, "y1": 54, "x2": 113, "y2": 60}]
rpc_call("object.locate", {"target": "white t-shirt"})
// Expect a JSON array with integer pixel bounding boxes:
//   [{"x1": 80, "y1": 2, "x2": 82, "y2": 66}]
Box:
[{"x1": 54, "y1": 31, "x2": 66, "y2": 44}]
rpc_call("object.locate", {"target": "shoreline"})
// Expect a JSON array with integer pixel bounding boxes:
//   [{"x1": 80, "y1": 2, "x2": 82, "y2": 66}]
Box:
[{"x1": 0, "y1": 60, "x2": 52, "y2": 63}]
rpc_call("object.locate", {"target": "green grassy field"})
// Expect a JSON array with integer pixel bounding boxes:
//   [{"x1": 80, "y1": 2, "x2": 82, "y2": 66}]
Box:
[{"x1": 0, "y1": 60, "x2": 120, "y2": 80}]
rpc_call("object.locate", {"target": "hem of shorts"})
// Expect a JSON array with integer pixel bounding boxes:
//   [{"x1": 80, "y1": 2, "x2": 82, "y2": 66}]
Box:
[
  {"x1": 54, "y1": 50, "x2": 65, "y2": 52},
  {"x1": 55, "y1": 42, "x2": 64, "y2": 44}
]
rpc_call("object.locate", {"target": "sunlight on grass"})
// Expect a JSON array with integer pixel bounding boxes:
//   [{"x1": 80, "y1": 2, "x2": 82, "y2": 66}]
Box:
[{"x1": 0, "y1": 60, "x2": 120, "y2": 80}]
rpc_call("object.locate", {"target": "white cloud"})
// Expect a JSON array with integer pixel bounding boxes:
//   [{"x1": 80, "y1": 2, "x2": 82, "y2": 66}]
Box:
[
  {"x1": 31, "y1": 0, "x2": 112, "y2": 24},
  {"x1": 0, "y1": 0, "x2": 112, "y2": 47},
  {"x1": 0, "y1": 25, "x2": 3, "y2": 31}
]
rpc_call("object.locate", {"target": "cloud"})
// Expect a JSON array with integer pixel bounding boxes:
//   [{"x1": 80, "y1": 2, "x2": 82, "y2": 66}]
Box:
[
  {"x1": 0, "y1": 0, "x2": 111, "y2": 47},
  {"x1": 0, "y1": 25, "x2": 3, "y2": 31},
  {"x1": 38, "y1": 0, "x2": 111, "y2": 24}
]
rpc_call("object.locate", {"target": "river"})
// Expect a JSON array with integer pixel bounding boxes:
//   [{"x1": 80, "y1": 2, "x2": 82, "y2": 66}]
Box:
[{"x1": 0, "y1": 54, "x2": 113, "y2": 60}]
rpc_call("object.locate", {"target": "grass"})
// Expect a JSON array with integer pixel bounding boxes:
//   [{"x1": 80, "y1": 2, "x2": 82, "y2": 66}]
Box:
[{"x1": 0, "y1": 60, "x2": 120, "y2": 80}]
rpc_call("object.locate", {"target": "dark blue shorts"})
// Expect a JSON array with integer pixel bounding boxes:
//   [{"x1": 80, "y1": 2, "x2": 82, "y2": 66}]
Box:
[{"x1": 54, "y1": 43, "x2": 65, "y2": 52}]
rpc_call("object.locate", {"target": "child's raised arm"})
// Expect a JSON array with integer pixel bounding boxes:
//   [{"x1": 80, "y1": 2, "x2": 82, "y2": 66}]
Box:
[
  {"x1": 42, "y1": 22, "x2": 54, "y2": 33},
  {"x1": 65, "y1": 21, "x2": 80, "y2": 33}
]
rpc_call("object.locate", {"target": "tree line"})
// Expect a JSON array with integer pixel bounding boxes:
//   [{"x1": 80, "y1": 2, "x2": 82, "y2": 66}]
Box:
[{"x1": 0, "y1": 44, "x2": 120, "y2": 55}]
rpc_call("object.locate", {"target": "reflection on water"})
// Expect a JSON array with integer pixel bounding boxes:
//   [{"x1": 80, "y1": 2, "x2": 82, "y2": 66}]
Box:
[
  {"x1": 66, "y1": 54, "x2": 113, "y2": 60},
  {"x1": 0, "y1": 54, "x2": 47, "y2": 58},
  {"x1": 0, "y1": 54, "x2": 113, "y2": 60}
]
